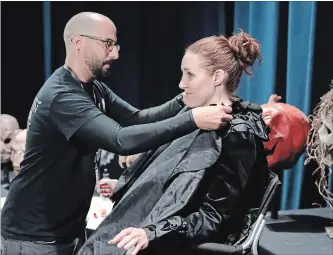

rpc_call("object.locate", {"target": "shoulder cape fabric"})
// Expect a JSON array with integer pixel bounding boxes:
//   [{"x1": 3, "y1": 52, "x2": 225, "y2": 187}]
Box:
[{"x1": 78, "y1": 100, "x2": 268, "y2": 255}]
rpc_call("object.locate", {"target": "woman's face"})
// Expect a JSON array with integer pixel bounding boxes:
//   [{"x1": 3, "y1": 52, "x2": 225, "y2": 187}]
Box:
[{"x1": 179, "y1": 52, "x2": 216, "y2": 108}]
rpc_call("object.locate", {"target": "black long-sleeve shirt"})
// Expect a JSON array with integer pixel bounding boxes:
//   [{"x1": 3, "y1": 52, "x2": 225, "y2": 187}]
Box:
[{"x1": 75, "y1": 82, "x2": 196, "y2": 155}]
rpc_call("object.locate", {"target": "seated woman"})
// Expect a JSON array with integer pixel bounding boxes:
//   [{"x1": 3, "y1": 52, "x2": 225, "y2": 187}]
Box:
[{"x1": 78, "y1": 30, "x2": 269, "y2": 255}]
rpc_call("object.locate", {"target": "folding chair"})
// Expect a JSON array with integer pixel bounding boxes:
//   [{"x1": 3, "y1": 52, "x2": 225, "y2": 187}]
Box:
[{"x1": 190, "y1": 170, "x2": 281, "y2": 255}]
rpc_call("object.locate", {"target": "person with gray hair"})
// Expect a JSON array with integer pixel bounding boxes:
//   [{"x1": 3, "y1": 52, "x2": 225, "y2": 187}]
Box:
[{"x1": 1, "y1": 12, "x2": 233, "y2": 254}]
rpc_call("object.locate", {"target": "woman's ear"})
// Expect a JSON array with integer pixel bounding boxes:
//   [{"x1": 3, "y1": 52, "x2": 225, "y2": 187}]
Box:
[{"x1": 213, "y1": 69, "x2": 226, "y2": 87}]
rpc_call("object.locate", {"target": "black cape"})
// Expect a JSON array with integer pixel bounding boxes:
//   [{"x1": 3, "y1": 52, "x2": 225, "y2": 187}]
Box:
[{"x1": 78, "y1": 100, "x2": 269, "y2": 255}]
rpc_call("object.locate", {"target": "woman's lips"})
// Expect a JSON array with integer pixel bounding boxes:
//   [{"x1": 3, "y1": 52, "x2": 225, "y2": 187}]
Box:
[{"x1": 182, "y1": 92, "x2": 192, "y2": 96}]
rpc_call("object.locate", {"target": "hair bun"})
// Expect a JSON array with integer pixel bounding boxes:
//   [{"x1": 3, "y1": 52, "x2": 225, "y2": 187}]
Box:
[{"x1": 228, "y1": 29, "x2": 262, "y2": 75}]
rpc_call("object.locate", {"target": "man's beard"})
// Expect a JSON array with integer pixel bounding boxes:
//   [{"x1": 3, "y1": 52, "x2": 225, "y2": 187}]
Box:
[
  {"x1": 96, "y1": 68, "x2": 111, "y2": 81},
  {"x1": 84, "y1": 56, "x2": 111, "y2": 81}
]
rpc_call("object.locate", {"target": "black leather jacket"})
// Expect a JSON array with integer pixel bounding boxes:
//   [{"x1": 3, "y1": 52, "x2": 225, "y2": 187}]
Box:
[{"x1": 78, "y1": 100, "x2": 269, "y2": 255}]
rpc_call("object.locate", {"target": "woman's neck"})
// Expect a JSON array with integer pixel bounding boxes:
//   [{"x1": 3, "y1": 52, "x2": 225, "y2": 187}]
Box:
[{"x1": 207, "y1": 89, "x2": 232, "y2": 106}]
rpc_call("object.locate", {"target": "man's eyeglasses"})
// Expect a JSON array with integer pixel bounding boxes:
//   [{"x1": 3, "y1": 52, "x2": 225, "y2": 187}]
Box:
[{"x1": 80, "y1": 34, "x2": 120, "y2": 52}]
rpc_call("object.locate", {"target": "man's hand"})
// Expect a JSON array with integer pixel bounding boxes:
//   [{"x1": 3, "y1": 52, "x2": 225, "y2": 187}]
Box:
[
  {"x1": 267, "y1": 94, "x2": 282, "y2": 104},
  {"x1": 191, "y1": 105, "x2": 233, "y2": 130},
  {"x1": 109, "y1": 227, "x2": 149, "y2": 255},
  {"x1": 98, "y1": 179, "x2": 118, "y2": 198},
  {"x1": 125, "y1": 153, "x2": 141, "y2": 167},
  {"x1": 119, "y1": 153, "x2": 142, "y2": 169},
  {"x1": 119, "y1": 155, "x2": 127, "y2": 169}
]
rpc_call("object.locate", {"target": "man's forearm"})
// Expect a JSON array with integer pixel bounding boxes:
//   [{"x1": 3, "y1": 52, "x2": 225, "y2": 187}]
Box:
[
  {"x1": 74, "y1": 110, "x2": 196, "y2": 156},
  {"x1": 122, "y1": 95, "x2": 184, "y2": 126}
]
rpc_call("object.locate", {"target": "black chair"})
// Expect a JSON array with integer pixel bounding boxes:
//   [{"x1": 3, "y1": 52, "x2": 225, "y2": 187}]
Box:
[{"x1": 191, "y1": 170, "x2": 281, "y2": 255}]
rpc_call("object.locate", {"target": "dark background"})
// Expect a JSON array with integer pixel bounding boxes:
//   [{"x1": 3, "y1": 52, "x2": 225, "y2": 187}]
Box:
[{"x1": 2, "y1": 1, "x2": 333, "y2": 210}]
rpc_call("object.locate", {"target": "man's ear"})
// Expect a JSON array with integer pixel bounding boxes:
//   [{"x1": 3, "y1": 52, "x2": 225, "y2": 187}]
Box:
[
  {"x1": 213, "y1": 69, "x2": 226, "y2": 87},
  {"x1": 71, "y1": 35, "x2": 82, "y2": 53}
]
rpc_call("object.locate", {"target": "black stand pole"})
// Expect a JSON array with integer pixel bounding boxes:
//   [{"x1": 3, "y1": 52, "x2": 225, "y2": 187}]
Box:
[
  {"x1": 270, "y1": 188, "x2": 279, "y2": 219},
  {"x1": 269, "y1": 167, "x2": 284, "y2": 220}
]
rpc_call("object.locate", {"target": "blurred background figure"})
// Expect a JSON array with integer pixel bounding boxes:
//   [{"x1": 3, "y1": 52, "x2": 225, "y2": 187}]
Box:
[
  {"x1": 10, "y1": 129, "x2": 27, "y2": 177},
  {"x1": 0, "y1": 114, "x2": 20, "y2": 188},
  {"x1": 305, "y1": 80, "x2": 333, "y2": 208}
]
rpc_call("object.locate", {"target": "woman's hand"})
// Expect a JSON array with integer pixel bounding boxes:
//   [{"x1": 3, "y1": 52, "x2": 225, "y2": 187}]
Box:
[{"x1": 109, "y1": 227, "x2": 149, "y2": 255}]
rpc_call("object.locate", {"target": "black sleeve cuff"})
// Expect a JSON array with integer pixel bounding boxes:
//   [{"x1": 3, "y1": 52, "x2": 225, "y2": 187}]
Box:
[
  {"x1": 143, "y1": 225, "x2": 157, "y2": 241},
  {"x1": 175, "y1": 94, "x2": 185, "y2": 108}
]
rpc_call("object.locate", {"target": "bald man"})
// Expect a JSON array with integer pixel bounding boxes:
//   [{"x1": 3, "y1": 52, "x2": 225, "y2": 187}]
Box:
[{"x1": 1, "y1": 12, "x2": 232, "y2": 254}]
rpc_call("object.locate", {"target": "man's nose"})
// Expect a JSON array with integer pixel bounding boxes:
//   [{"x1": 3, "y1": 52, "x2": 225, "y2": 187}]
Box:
[{"x1": 109, "y1": 48, "x2": 119, "y2": 60}]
